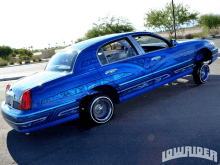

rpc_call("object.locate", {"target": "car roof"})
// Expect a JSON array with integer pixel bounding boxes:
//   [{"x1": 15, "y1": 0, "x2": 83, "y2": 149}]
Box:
[{"x1": 66, "y1": 31, "x2": 168, "y2": 52}]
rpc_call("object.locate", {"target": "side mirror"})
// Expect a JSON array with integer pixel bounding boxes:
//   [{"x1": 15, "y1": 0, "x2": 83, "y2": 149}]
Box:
[{"x1": 170, "y1": 39, "x2": 177, "y2": 46}]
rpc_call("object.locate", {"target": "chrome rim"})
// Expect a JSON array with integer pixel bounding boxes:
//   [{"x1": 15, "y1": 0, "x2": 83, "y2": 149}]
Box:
[
  {"x1": 200, "y1": 65, "x2": 209, "y2": 82},
  {"x1": 91, "y1": 97, "x2": 113, "y2": 122}
]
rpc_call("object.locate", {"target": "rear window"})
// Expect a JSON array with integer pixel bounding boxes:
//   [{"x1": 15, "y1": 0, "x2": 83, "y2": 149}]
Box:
[{"x1": 45, "y1": 49, "x2": 78, "y2": 72}]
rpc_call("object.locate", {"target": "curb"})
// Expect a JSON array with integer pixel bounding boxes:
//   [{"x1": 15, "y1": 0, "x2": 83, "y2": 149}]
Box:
[{"x1": 0, "y1": 76, "x2": 24, "y2": 81}]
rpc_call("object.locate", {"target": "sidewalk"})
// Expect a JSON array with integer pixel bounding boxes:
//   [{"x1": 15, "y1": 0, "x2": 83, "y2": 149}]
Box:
[
  {"x1": 0, "y1": 71, "x2": 39, "y2": 81},
  {"x1": 0, "y1": 62, "x2": 47, "y2": 81}
]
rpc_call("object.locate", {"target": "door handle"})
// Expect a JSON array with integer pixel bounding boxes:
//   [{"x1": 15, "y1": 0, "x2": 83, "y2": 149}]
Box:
[
  {"x1": 105, "y1": 68, "x2": 118, "y2": 75},
  {"x1": 151, "y1": 56, "x2": 161, "y2": 61}
]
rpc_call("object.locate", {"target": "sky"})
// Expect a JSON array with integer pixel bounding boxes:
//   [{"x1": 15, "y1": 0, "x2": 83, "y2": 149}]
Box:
[{"x1": 0, "y1": 0, "x2": 220, "y2": 50}]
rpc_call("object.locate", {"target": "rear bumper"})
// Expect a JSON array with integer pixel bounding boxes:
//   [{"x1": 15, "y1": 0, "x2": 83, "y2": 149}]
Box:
[{"x1": 1, "y1": 100, "x2": 79, "y2": 133}]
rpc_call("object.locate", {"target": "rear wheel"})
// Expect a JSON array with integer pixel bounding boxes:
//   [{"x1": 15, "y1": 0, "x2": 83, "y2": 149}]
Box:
[
  {"x1": 85, "y1": 94, "x2": 114, "y2": 124},
  {"x1": 193, "y1": 62, "x2": 210, "y2": 84}
]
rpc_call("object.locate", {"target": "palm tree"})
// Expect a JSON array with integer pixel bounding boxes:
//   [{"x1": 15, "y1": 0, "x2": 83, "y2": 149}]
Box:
[
  {"x1": 71, "y1": 40, "x2": 73, "y2": 45},
  {"x1": 48, "y1": 44, "x2": 50, "y2": 49},
  {"x1": 63, "y1": 41, "x2": 65, "y2": 47},
  {"x1": 56, "y1": 42, "x2": 58, "y2": 48}
]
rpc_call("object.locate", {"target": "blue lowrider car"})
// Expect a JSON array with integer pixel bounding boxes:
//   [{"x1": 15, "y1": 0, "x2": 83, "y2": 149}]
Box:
[{"x1": 1, "y1": 32, "x2": 219, "y2": 133}]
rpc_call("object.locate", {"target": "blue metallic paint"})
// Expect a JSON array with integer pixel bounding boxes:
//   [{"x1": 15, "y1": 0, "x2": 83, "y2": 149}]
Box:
[{"x1": 1, "y1": 31, "x2": 219, "y2": 133}]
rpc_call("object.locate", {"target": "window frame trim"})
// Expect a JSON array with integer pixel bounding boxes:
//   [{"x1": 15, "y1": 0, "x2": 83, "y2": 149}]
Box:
[
  {"x1": 96, "y1": 36, "x2": 141, "y2": 67},
  {"x1": 131, "y1": 34, "x2": 171, "y2": 55}
]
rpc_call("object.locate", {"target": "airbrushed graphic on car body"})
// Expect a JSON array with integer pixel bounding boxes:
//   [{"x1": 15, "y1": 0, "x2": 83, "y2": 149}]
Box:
[
  {"x1": 81, "y1": 58, "x2": 99, "y2": 67},
  {"x1": 120, "y1": 74, "x2": 170, "y2": 95},
  {"x1": 1, "y1": 31, "x2": 219, "y2": 133},
  {"x1": 41, "y1": 72, "x2": 134, "y2": 104},
  {"x1": 123, "y1": 56, "x2": 165, "y2": 69}
]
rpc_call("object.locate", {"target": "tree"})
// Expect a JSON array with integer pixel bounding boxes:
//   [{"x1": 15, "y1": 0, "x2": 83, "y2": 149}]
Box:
[
  {"x1": 198, "y1": 14, "x2": 220, "y2": 30},
  {"x1": 144, "y1": 2, "x2": 199, "y2": 36},
  {"x1": 18, "y1": 49, "x2": 33, "y2": 57},
  {"x1": 0, "y1": 46, "x2": 13, "y2": 59},
  {"x1": 13, "y1": 48, "x2": 19, "y2": 54},
  {"x1": 75, "y1": 14, "x2": 135, "y2": 43}
]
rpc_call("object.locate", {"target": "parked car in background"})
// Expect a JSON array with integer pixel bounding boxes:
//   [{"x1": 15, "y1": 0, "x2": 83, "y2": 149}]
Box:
[{"x1": 1, "y1": 32, "x2": 219, "y2": 133}]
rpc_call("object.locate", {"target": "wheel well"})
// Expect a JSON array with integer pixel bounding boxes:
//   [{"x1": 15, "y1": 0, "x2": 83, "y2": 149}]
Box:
[
  {"x1": 93, "y1": 85, "x2": 120, "y2": 104},
  {"x1": 195, "y1": 48, "x2": 212, "y2": 64},
  {"x1": 79, "y1": 85, "x2": 119, "y2": 111}
]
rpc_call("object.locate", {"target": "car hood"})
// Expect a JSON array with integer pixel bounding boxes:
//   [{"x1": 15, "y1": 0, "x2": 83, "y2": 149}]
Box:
[{"x1": 9, "y1": 71, "x2": 70, "y2": 100}]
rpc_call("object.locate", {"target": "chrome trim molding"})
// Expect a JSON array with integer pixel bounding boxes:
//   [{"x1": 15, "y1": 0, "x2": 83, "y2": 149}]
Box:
[
  {"x1": 174, "y1": 64, "x2": 194, "y2": 74},
  {"x1": 4, "y1": 117, "x2": 47, "y2": 126},
  {"x1": 119, "y1": 74, "x2": 170, "y2": 93},
  {"x1": 58, "y1": 106, "x2": 79, "y2": 117}
]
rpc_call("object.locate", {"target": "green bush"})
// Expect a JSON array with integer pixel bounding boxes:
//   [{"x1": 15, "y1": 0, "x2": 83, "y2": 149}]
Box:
[
  {"x1": 19, "y1": 59, "x2": 22, "y2": 65},
  {"x1": 18, "y1": 49, "x2": 33, "y2": 57},
  {"x1": 168, "y1": 35, "x2": 175, "y2": 40},
  {"x1": 11, "y1": 52, "x2": 16, "y2": 57},
  {"x1": 37, "y1": 57, "x2": 42, "y2": 61},
  {"x1": 185, "y1": 34, "x2": 194, "y2": 39},
  {"x1": 33, "y1": 58, "x2": 36, "y2": 62},
  {"x1": 0, "y1": 46, "x2": 13, "y2": 60},
  {"x1": 193, "y1": 34, "x2": 199, "y2": 38},
  {"x1": 177, "y1": 35, "x2": 184, "y2": 39},
  {"x1": 0, "y1": 58, "x2": 8, "y2": 66},
  {"x1": 8, "y1": 58, "x2": 16, "y2": 65},
  {"x1": 25, "y1": 60, "x2": 30, "y2": 64}
]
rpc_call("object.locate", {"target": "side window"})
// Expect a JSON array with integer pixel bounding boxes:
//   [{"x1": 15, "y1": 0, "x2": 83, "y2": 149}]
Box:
[
  {"x1": 133, "y1": 35, "x2": 168, "y2": 53},
  {"x1": 97, "y1": 39, "x2": 137, "y2": 65}
]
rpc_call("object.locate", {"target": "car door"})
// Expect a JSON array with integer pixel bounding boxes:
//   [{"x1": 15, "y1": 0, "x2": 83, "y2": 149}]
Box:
[
  {"x1": 131, "y1": 34, "x2": 194, "y2": 90},
  {"x1": 92, "y1": 37, "x2": 162, "y2": 102}
]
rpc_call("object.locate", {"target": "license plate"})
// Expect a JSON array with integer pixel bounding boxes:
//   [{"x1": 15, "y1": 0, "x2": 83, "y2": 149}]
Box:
[{"x1": 6, "y1": 94, "x2": 14, "y2": 108}]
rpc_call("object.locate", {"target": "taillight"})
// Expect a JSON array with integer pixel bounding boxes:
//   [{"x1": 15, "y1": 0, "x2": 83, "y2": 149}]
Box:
[
  {"x1": 19, "y1": 90, "x2": 31, "y2": 110},
  {"x1": 5, "y1": 84, "x2": 10, "y2": 96}
]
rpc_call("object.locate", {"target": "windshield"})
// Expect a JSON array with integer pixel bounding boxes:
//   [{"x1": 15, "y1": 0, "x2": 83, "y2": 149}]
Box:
[{"x1": 45, "y1": 49, "x2": 78, "y2": 72}]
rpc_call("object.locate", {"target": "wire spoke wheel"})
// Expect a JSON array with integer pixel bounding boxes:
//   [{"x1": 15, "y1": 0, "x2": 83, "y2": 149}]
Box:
[
  {"x1": 193, "y1": 62, "x2": 210, "y2": 84},
  {"x1": 85, "y1": 95, "x2": 114, "y2": 124}
]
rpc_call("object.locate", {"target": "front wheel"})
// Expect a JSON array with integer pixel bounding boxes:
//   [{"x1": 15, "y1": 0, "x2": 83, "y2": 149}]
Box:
[
  {"x1": 85, "y1": 94, "x2": 114, "y2": 124},
  {"x1": 193, "y1": 62, "x2": 210, "y2": 84}
]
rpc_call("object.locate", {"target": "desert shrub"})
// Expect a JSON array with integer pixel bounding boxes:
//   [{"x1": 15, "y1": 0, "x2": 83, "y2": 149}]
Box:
[
  {"x1": 37, "y1": 57, "x2": 42, "y2": 61},
  {"x1": 177, "y1": 35, "x2": 184, "y2": 39},
  {"x1": 11, "y1": 52, "x2": 16, "y2": 57},
  {"x1": 25, "y1": 60, "x2": 30, "y2": 64},
  {"x1": 8, "y1": 58, "x2": 17, "y2": 65},
  {"x1": 193, "y1": 34, "x2": 199, "y2": 38},
  {"x1": 0, "y1": 58, "x2": 8, "y2": 66},
  {"x1": 185, "y1": 34, "x2": 194, "y2": 39},
  {"x1": 18, "y1": 49, "x2": 33, "y2": 57},
  {"x1": 168, "y1": 35, "x2": 175, "y2": 40},
  {"x1": 19, "y1": 59, "x2": 22, "y2": 65}
]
